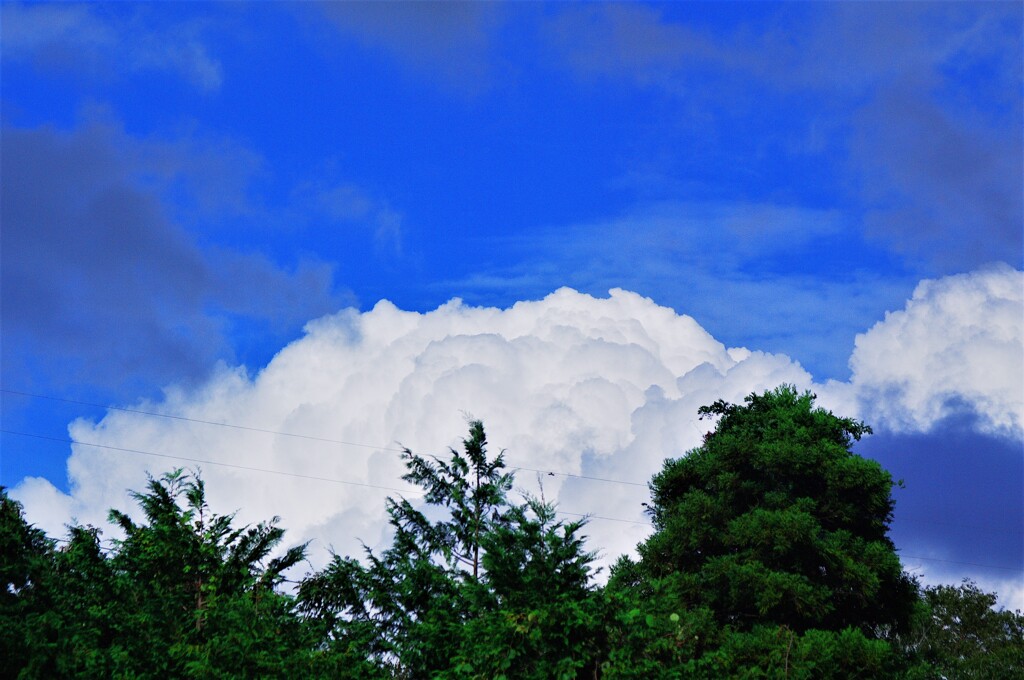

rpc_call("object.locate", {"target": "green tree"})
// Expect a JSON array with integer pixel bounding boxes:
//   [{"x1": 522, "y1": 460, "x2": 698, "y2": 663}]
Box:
[
  {"x1": 300, "y1": 421, "x2": 513, "y2": 675},
  {"x1": 300, "y1": 420, "x2": 607, "y2": 678},
  {"x1": 606, "y1": 385, "x2": 918, "y2": 677},
  {"x1": 23, "y1": 524, "x2": 120, "y2": 678},
  {"x1": 901, "y1": 580, "x2": 1024, "y2": 679},
  {"x1": 0, "y1": 488, "x2": 57, "y2": 677},
  {"x1": 451, "y1": 497, "x2": 607, "y2": 679},
  {"x1": 0, "y1": 492, "x2": 116, "y2": 678},
  {"x1": 104, "y1": 469, "x2": 313, "y2": 678},
  {"x1": 300, "y1": 421, "x2": 513, "y2": 676},
  {"x1": 9, "y1": 470, "x2": 322, "y2": 679}
]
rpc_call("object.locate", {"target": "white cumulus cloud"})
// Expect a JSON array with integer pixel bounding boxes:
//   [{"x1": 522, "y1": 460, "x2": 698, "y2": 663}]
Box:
[
  {"x1": 11, "y1": 268, "x2": 1022, "y2": 600},
  {"x1": 850, "y1": 264, "x2": 1023, "y2": 439},
  {"x1": 12, "y1": 288, "x2": 819, "y2": 572}
]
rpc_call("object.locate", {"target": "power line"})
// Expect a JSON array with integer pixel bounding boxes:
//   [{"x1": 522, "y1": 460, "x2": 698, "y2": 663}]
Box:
[
  {"x1": 1, "y1": 388, "x2": 649, "y2": 488},
  {"x1": 8, "y1": 387, "x2": 1014, "y2": 541},
  {"x1": 0, "y1": 399, "x2": 1000, "y2": 536},
  {"x1": 10, "y1": 430, "x2": 1020, "y2": 572},
  {"x1": 3, "y1": 418, "x2": 1016, "y2": 535},
  {"x1": 2, "y1": 428, "x2": 651, "y2": 527},
  {"x1": 4, "y1": 391, "x2": 1021, "y2": 554},
  {"x1": 515, "y1": 467, "x2": 645, "y2": 487},
  {"x1": 558, "y1": 510, "x2": 652, "y2": 526},
  {"x1": 1, "y1": 430, "x2": 423, "y2": 497},
  {"x1": 901, "y1": 555, "x2": 1023, "y2": 573},
  {"x1": 45, "y1": 533, "x2": 117, "y2": 554},
  {"x1": 1, "y1": 388, "x2": 402, "y2": 451}
]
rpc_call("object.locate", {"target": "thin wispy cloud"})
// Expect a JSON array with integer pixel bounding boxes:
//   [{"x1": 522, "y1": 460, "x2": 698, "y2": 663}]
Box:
[
  {"x1": 1, "y1": 2, "x2": 224, "y2": 90},
  {"x1": 311, "y1": 0, "x2": 508, "y2": 96}
]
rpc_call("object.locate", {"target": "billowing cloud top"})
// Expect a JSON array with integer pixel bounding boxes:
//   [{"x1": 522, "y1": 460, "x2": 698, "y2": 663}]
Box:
[
  {"x1": 13, "y1": 270, "x2": 1022, "y2": 580},
  {"x1": 851, "y1": 264, "x2": 1023, "y2": 439},
  {"x1": 13, "y1": 288, "x2": 816, "y2": 568}
]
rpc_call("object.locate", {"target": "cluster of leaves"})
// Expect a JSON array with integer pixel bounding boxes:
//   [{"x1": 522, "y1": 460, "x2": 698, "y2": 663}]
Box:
[
  {"x1": 3, "y1": 387, "x2": 1021, "y2": 678},
  {"x1": 603, "y1": 387, "x2": 915, "y2": 677},
  {"x1": 297, "y1": 420, "x2": 607, "y2": 678},
  {"x1": 2, "y1": 471, "x2": 329, "y2": 678}
]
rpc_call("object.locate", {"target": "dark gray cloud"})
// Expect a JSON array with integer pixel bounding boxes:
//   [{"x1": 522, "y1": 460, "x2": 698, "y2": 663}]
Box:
[
  {"x1": 312, "y1": 0, "x2": 507, "y2": 95},
  {"x1": 542, "y1": 2, "x2": 1023, "y2": 272},
  {"x1": 836, "y1": 4, "x2": 1023, "y2": 270},
  {"x1": 1, "y1": 120, "x2": 348, "y2": 396},
  {"x1": 543, "y1": 3, "x2": 719, "y2": 91},
  {"x1": 855, "y1": 411, "x2": 1023, "y2": 590},
  {"x1": 544, "y1": 3, "x2": 1021, "y2": 106},
  {"x1": 853, "y1": 82, "x2": 1022, "y2": 271}
]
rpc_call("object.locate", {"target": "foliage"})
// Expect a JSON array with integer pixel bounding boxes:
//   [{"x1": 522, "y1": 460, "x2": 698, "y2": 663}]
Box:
[
  {"x1": 0, "y1": 488, "x2": 57, "y2": 677},
  {"x1": 299, "y1": 420, "x2": 606, "y2": 678},
  {"x1": 21, "y1": 524, "x2": 119, "y2": 678},
  {"x1": 103, "y1": 470, "x2": 311, "y2": 676},
  {"x1": 603, "y1": 596, "x2": 904, "y2": 679},
  {"x1": 300, "y1": 421, "x2": 512, "y2": 675},
  {"x1": 901, "y1": 580, "x2": 1024, "y2": 679},
  {"x1": 606, "y1": 385, "x2": 920, "y2": 676},
  {"x1": 451, "y1": 497, "x2": 608, "y2": 679},
  {"x1": 5, "y1": 471, "x2": 320, "y2": 678},
  {"x1": 4, "y1": 397, "x2": 1021, "y2": 678}
]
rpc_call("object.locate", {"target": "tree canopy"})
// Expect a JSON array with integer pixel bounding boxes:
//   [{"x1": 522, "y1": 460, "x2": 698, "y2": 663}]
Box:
[
  {"x1": 3, "y1": 388, "x2": 1020, "y2": 678},
  {"x1": 606, "y1": 386, "x2": 922, "y2": 677},
  {"x1": 298, "y1": 419, "x2": 607, "y2": 678},
  {"x1": 3, "y1": 471, "x2": 322, "y2": 679}
]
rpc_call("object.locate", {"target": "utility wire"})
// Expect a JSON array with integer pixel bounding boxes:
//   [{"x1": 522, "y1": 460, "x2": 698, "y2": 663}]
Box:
[
  {"x1": 516, "y1": 467, "x2": 645, "y2": 487},
  {"x1": 900, "y1": 555, "x2": 1023, "y2": 573},
  {"x1": 1, "y1": 389, "x2": 400, "y2": 451},
  {"x1": 1, "y1": 430, "x2": 423, "y2": 497},
  {"x1": 557, "y1": 510, "x2": 652, "y2": 526},
  {"x1": 1, "y1": 388, "x2": 648, "y2": 487},
  {"x1": 9, "y1": 432, "x2": 1020, "y2": 571},
  {"x1": 2, "y1": 429, "x2": 649, "y2": 527},
  {"x1": 4, "y1": 390, "x2": 1019, "y2": 540},
  {"x1": 1, "y1": 421, "x2": 1012, "y2": 533}
]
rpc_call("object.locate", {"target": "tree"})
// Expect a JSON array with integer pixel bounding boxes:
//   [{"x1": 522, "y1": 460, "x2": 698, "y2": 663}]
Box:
[
  {"x1": 300, "y1": 421, "x2": 514, "y2": 676},
  {"x1": 400, "y1": 419, "x2": 514, "y2": 581},
  {"x1": 8, "y1": 470, "x2": 320, "y2": 679},
  {"x1": 299, "y1": 420, "x2": 607, "y2": 678},
  {"x1": 103, "y1": 469, "x2": 314, "y2": 677},
  {"x1": 0, "y1": 488, "x2": 57, "y2": 677},
  {"x1": 0, "y1": 493, "x2": 117, "y2": 678},
  {"x1": 451, "y1": 496, "x2": 607, "y2": 679},
  {"x1": 23, "y1": 524, "x2": 119, "y2": 679},
  {"x1": 606, "y1": 385, "x2": 918, "y2": 677},
  {"x1": 902, "y1": 580, "x2": 1024, "y2": 679}
]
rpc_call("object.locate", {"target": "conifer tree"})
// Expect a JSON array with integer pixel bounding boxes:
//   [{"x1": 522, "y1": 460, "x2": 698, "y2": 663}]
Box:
[
  {"x1": 606, "y1": 386, "x2": 918, "y2": 678},
  {"x1": 299, "y1": 420, "x2": 606, "y2": 678},
  {"x1": 4, "y1": 471, "x2": 320, "y2": 678}
]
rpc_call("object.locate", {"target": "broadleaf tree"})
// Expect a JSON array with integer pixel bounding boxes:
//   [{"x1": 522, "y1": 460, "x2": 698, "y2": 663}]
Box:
[{"x1": 901, "y1": 579, "x2": 1024, "y2": 679}]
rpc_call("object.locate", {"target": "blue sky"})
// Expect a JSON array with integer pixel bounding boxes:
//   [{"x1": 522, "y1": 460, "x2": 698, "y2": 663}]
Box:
[{"x1": 2, "y1": 2, "x2": 1022, "y2": 604}]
